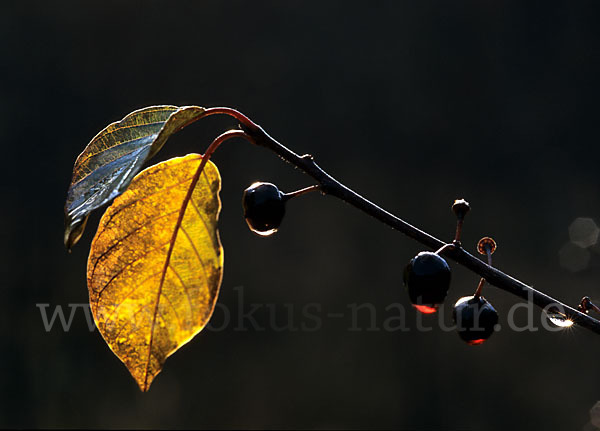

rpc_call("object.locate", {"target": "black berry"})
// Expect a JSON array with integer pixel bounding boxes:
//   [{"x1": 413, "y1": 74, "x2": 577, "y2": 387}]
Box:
[
  {"x1": 452, "y1": 295, "x2": 498, "y2": 345},
  {"x1": 242, "y1": 182, "x2": 286, "y2": 235},
  {"x1": 403, "y1": 252, "x2": 451, "y2": 314}
]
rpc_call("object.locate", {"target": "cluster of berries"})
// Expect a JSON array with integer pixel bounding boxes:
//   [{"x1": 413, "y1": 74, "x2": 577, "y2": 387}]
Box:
[
  {"x1": 404, "y1": 200, "x2": 499, "y2": 345},
  {"x1": 242, "y1": 185, "x2": 498, "y2": 345}
]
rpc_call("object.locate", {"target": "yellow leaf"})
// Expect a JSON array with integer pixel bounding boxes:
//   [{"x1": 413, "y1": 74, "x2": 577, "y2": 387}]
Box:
[
  {"x1": 87, "y1": 153, "x2": 223, "y2": 391},
  {"x1": 64, "y1": 105, "x2": 207, "y2": 249}
]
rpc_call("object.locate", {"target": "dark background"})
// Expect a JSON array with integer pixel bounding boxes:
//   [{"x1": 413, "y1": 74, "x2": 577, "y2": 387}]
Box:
[{"x1": 2, "y1": 1, "x2": 600, "y2": 429}]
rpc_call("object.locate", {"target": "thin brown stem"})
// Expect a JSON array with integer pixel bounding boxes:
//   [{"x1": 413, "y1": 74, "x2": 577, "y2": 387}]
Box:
[
  {"x1": 435, "y1": 243, "x2": 455, "y2": 255},
  {"x1": 177, "y1": 107, "x2": 262, "y2": 136},
  {"x1": 201, "y1": 129, "x2": 254, "y2": 161},
  {"x1": 234, "y1": 116, "x2": 600, "y2": 335},
  {"x1": 283, "y1": 185, "x2": 321, "y2": 201},
  {"x1": 454, "y1": 219, "x2": 464, "y2": 244},
  {"x1": 474, "y1": 278, "x2": 486, "y2": 298},
  {"x1": 474, "y1": 246, "x2": 493, "y2": 298}
]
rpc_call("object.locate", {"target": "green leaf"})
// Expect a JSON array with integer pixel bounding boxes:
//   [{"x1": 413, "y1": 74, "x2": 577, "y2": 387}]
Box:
[{"x1": 64, "y1": 105, "x2": 206, "y2": 249}]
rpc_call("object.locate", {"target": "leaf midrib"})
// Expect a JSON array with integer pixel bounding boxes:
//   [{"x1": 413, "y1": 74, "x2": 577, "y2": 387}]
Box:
[{"x1": 142, "y1": 155, "x2": 211, "y2": 391}]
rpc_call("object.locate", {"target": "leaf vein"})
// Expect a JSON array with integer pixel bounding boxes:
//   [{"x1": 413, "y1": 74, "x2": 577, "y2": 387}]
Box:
[
  {"x1": 167, "y1": 262, "x2": 196, "y2": 321},
  {"x1": 90, "y1": 209, "x2": 180, "y2": 281},
  {"x1": 93, "y1": 240, "x2": 171, "y2": 304}
]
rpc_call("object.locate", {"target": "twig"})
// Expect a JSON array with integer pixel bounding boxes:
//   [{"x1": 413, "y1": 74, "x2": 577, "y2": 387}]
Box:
[{"x1": 197, "y1": 108, "x2": 600, "y2": 335}]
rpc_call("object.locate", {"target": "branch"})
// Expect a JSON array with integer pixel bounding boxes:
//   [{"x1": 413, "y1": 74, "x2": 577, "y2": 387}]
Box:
[{"x1": 203, "y1": 107, "x2": 600, "y2": 335}]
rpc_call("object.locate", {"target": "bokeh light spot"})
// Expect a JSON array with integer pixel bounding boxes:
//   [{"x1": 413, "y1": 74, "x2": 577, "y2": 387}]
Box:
[
  {"x1": 568, "y1": 217, "x2": 599, "y2": 248},
  {"x1": 559, "y1": 242, "x2": 591, "y2": 272},
  {"x1": 590, "y1": 401, "x2": 600, "y2": 428}
]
